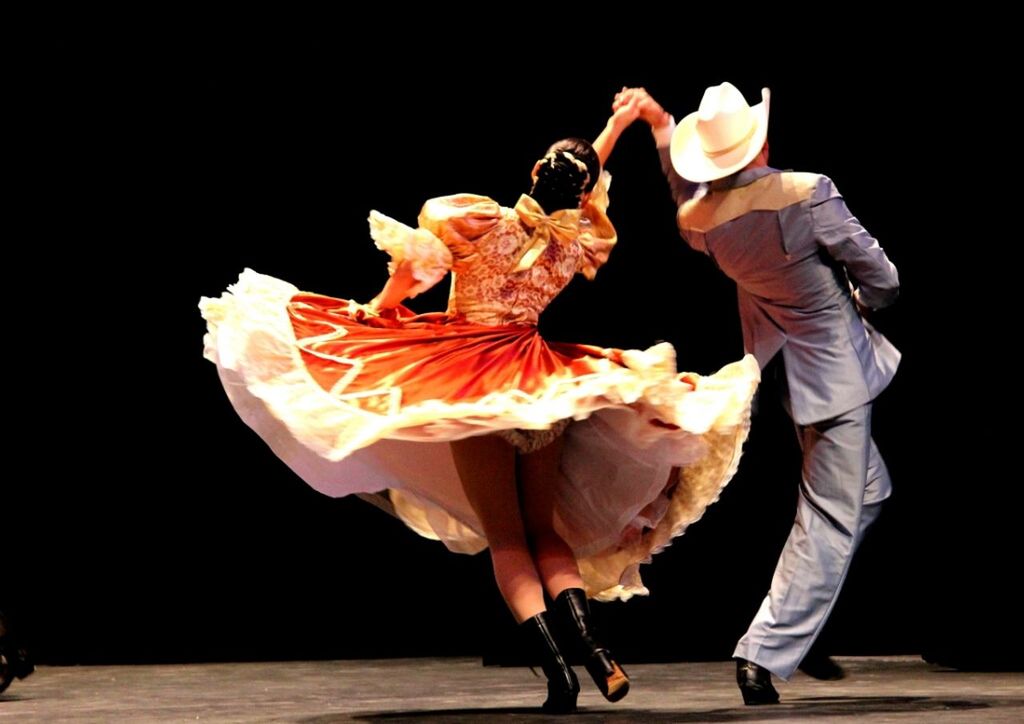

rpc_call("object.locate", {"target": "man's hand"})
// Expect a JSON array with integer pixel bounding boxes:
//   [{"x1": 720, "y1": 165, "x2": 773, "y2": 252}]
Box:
[{"x1": 614, "y1": 87, "x2": 671, "y2": 130}]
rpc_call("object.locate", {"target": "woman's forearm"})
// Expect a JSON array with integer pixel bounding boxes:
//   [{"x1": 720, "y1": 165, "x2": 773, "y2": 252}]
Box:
[{"x1": 370, "y1": 260, "x2": 417, "y2": 310}]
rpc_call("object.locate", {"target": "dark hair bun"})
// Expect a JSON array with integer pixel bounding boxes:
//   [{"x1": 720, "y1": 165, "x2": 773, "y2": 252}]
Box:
[{"x1": 530, "y1": 138, "x2": 600, "y2": 212}]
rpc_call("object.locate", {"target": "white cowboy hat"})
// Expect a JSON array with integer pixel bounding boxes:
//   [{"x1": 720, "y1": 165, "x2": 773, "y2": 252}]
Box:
[{"x1": 670, "y1": 82, "x2": 770, "y2": 183}]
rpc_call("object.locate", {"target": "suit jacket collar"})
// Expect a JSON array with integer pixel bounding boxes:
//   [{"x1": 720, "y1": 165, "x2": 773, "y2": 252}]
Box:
[{"x1": 710, "y1": 166, "x2": 781, "y2": 191}]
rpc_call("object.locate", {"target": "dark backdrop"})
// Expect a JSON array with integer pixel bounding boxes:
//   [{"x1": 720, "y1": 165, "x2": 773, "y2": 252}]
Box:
[{"x1": 4, "y1": 31, "x2": 1014, "y2": 668}]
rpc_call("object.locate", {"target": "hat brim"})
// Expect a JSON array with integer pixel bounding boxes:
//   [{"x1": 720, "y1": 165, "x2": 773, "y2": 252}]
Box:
[{"x1": 670, "y1": 88, "x2": 770, "y2": 183}]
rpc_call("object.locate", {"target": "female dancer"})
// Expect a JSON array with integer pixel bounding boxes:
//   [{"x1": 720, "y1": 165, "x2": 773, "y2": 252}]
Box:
[{"x1": 201, "y1": 100, "x2": 758, "y2": 713}]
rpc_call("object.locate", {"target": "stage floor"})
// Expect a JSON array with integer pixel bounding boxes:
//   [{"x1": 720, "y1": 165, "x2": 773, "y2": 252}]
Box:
[{"x1": 2, "y1": 656, "x2": 1022, "y2": 722}]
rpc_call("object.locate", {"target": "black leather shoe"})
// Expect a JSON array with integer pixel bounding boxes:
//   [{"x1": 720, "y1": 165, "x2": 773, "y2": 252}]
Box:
[
  {"x1": 798, "y1": 653, "x2": 846, "y2": 680},
  {"x1": 736, "y1": 658, "x2": 779, "y2": 705}
]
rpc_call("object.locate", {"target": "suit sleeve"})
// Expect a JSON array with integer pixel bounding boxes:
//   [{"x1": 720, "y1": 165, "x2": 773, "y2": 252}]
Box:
[
  {"x1": 810, "y1": 176, "x2": 899, "y2": 310},
  {"x1": 658, "y1": 145, "x2": 700, "y2": 210}
]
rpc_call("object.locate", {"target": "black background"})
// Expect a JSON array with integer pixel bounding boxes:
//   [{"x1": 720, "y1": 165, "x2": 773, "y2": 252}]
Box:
[{"x1": 4, "y1": 29, "x2": 1014, "y2": 668}]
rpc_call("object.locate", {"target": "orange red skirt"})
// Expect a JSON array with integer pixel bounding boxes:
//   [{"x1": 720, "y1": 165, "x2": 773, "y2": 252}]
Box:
[{"x1": 201, "y1": 269, "x2": 759, "y2": 601}]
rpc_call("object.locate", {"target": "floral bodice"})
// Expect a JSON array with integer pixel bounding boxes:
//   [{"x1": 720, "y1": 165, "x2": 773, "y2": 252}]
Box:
[{"x1": 369, "y1": 173, "x2": 616, "y2": 326}]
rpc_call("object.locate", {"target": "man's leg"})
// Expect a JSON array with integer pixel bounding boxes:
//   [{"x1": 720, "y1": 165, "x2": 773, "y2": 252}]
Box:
[
  {"x1": 858, "y1": 437, "x2": 891, "y2": 540},
  {"x1": 798, "y1": 434, "x2": 892, "y2": 679},
  {"x1": 734, "y1": 403, "x2": 874, "y2": 680}
]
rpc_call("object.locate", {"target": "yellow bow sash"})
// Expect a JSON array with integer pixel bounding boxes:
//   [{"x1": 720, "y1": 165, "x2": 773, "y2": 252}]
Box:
[{"x1": 510, "y1": 195, "x2": 582, "y2": 273}]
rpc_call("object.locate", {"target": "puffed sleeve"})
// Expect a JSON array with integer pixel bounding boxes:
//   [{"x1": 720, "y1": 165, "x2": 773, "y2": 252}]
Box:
[
  {"x1": 417, "y1": 194, "x2": 503, "y2": 269},
  {"x1": 368, "y1": 210, "x2": 453, "y2": 298},
  {"x1": 576, "y1": 171, "x2": 618, "y2": 280}
]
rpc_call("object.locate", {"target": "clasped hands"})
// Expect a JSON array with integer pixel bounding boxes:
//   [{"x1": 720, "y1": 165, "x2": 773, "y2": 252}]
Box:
[{"x1": 612, "y1": 87, "x2": 672, "y2": 132}]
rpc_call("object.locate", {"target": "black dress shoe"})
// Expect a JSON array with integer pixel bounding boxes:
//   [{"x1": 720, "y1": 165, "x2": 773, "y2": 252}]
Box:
[
  {"x1": 736, "y1": 658, "x2": 779, "y2": 705},
  {"x1": 0, "y1": 612, "x2": 34, "y2": 696},
  {"x1": 798, "y1": 653, "x2": 846, "y2": 680}
]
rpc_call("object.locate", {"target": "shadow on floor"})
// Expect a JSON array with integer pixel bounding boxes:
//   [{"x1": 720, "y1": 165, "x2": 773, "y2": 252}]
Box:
[{"x1": 293, "y1": 694, "x2": 1022, "y2": 722}]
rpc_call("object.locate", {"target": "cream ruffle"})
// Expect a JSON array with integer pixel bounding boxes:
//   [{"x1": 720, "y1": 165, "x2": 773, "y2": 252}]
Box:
[
  {"x1": 368, "y1": 210, "x2": 453, "y2": 298},
  {"x1": 201, "y1": 270, "x2": 754, "y2": 460}
]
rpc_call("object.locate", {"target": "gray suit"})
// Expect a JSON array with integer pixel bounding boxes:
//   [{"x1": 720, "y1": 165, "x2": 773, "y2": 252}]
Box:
[{"x1": 659, "y1": 152, "x2": 900, "y2": 679}]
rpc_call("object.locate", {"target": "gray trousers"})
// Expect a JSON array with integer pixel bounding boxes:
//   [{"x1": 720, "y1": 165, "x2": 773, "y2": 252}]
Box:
[{"x1": 733, "y1": 398, "x2": 892, "y2": 680}]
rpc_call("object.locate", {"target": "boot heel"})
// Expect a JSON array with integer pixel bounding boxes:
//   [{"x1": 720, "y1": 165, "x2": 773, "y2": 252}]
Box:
[
  {"x1": 590, "y1": 653, "x2": 630, "y2": 701},
  {"x1": 554, "y1": 588, "x2": 630, "y2": 703}
]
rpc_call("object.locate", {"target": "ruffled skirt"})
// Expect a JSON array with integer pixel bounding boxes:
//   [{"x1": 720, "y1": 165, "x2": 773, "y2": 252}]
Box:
[{"x1": 200, "y1": 269, "x2": 759, "y2": 601}]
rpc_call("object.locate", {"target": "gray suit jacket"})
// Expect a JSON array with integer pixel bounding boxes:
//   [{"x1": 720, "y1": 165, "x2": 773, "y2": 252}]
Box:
[{"x1": 659, "y1": 152, "x2": 900, "y2": 425}]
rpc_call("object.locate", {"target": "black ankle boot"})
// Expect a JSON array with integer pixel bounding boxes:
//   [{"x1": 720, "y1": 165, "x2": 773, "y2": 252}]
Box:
[
  {"x1": 554, "y1": 588, "x2": 630, "y2": 702},
  {"x1": 0, "y1": 612, "x2": 34, "y2": 695},
  {"x1": 521, "y1": 612, "x2": 579, "y2": 714}
]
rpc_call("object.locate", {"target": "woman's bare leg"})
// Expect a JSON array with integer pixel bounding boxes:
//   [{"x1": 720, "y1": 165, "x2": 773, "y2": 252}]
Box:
[
  {"x1": 449, "y1": 434, "x2": 546, "y2": 623},
  {"x1": 522, "y1": 435, "x2": 630, "y2": 701},
  {"x1": 520, "y1": 435, "x2": 585, "y2": 598}
]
